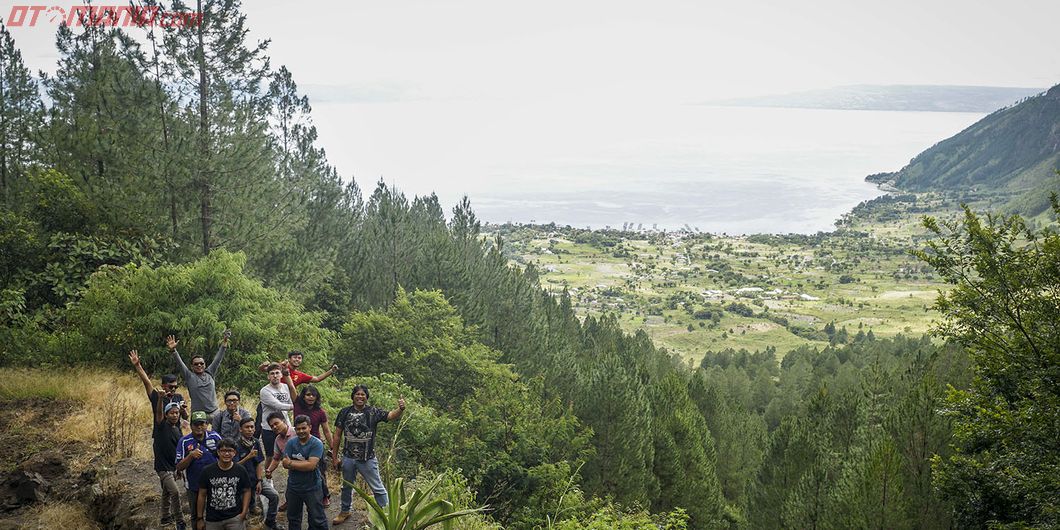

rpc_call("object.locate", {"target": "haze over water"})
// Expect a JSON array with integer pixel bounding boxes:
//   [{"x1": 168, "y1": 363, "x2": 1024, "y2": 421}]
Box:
[{"x1": 312, "y1": 101, "x2": 986, "y2": 234}]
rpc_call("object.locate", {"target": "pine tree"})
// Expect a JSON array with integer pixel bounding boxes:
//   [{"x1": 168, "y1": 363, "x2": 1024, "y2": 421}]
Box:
[
  {"x1": 0, "y1": 21, "x2": 43, "y2": 203},
  {"x1": 576, "y1": 345, "x2": 659, "y2": 507},
  {"x1": 159, "y1": 0, "x2": 273, "y2": 255},
  {"x1": 42, "y1": 21, "x2": 166, "y2": 229},
  {"x1": 651, "y1": 373, "x2": 726, "y2": 529}
]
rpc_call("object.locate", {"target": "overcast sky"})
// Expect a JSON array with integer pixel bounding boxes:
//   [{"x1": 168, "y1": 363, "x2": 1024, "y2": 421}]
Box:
[
  {"x1": 3, "y1": 0, "x2": 1059, "y2": 212},
  {"x1": 6, "y1": 0, "x2": 1058, "y2": 99}
]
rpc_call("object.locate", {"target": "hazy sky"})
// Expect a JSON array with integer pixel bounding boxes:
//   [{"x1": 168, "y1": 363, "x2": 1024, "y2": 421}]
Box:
[
  {"x1": 7, "y1": 0, "x2": 1059, "y2": 99},
  {"x1": 3, "y1": 0, "x2": 1059, "y2": 223}
]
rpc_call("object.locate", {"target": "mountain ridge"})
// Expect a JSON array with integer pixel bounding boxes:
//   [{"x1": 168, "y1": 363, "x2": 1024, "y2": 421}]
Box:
[{"x1": 866, "y1": 83, "x2": 1060, "y2": 212}]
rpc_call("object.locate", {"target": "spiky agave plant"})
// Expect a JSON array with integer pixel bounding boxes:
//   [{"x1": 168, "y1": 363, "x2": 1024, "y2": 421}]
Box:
[{"x1": 348, "y1": 475, "x2": 487, "y2": 530}]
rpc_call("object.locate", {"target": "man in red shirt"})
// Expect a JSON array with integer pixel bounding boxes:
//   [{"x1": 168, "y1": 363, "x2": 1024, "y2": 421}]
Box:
[{"x1": 257, "y1": 351, "x2": 337, "y2": 387}]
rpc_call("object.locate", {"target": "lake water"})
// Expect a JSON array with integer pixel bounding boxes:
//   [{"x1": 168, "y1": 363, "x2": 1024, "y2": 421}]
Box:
[{"x1": 312, "y1": 101, "x2": 985, "y2": 234}]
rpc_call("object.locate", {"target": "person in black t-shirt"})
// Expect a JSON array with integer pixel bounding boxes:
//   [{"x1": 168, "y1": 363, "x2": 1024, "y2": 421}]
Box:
[
  {"x1": 197, "y1": 438, "x2": 251, "y2": 530},
  {"x1": 330, "y1": 384, "x2": 405, "y2": 525},
  {"x1": 153, "y1": 396, "x2": 186, "y2": 530},
  {"x1": 131, "y1": 349, "x2": 189, "y2": 428}
]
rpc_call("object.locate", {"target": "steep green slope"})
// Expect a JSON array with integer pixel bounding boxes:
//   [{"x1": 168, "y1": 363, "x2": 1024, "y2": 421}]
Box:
[{"x1": 882, "y1": 84, "x2": 1060, "y2": 193}]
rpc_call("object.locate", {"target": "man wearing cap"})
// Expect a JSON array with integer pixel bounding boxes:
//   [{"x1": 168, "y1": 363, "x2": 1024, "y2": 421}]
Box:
[
  {"x1": 177, "y1": 410, "x2": 223, "y2": 530},
  {"x1": 168, "y1": 330, "x2": 231, "y2": 418},
  {"x1": 212, "y1": 390, "x2": 252, "y2": 441},
  {"x1": 197, "y1": 438, "x2": 252, "y2": 530},
  {"x1": 154, "y1": 388, "x2": 186, "y2": 530},
  {"x1": 130, "y1": 349, "x2": 189, "y2": 426}
]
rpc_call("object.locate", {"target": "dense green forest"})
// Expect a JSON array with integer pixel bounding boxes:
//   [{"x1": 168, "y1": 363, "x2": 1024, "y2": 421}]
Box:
[{"x1": 1, "y1": 4, "x2": 1058, "y2": 528}]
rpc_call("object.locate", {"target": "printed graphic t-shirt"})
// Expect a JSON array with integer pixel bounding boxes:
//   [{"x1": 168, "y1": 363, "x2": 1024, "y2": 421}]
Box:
[
  {"x1": 197, "y1": 463, "x2": 250, "y2": 522},
  {"x1": 335, "y1": 405, "x2": 388, "y2": 461}
]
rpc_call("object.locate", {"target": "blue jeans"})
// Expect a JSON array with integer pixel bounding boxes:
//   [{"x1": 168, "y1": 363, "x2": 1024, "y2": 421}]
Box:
[
  {"x1": 340, "y1": 456, "x2": 388, "y2": 511},
  {"x1": 285, "y1": 488, "x2": 327, "y2": 530}
]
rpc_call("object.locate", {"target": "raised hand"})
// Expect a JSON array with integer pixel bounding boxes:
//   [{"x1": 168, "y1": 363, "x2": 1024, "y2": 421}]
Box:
[
  {"x1": 221, "y1": 328, "x2": 232, "y2": 347},
  {"x1": 128, "y1": 350, "x2": 141, "y2": 366},
  {"x1": 165, "y1": 335, "x2": 179, "y2": 351},
  {"x1": 398, "y1": 396, "x2": 407, "y2": 411}
]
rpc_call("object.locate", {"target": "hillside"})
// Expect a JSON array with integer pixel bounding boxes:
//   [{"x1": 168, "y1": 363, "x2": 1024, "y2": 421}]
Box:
[{"x1": 873, "y1": 84, "x2": 1060, "y2": 196}]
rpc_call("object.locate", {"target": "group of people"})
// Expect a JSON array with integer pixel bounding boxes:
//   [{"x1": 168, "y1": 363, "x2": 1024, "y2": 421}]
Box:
[{"x1": 129, "y1": 330, "x2": 406, "y2": 530}]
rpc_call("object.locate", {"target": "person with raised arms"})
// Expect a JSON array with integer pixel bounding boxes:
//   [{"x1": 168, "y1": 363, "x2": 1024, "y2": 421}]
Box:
[
  {"x1": 169, "y1": 329, "x2": 231, "y2": 419},
  {"x1": 130, "y1": 349, "x2": 189, "y2": 427},
  {"x1": 153, "y1": 394, "x2": 187, "y2": 530},
  {"x1": 257, "y1": 350, "x2": 337, "y2": 388}
]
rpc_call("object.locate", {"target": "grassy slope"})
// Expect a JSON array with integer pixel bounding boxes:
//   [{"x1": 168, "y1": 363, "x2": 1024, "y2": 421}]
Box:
[{"x1": 498, "y1": 192, "x2": 989, "y2": 365}]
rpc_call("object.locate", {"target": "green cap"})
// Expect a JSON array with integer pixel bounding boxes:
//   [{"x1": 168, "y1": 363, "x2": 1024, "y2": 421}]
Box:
[{"x1": 190, "y1": 411, "x2": 209, "y2": 424}]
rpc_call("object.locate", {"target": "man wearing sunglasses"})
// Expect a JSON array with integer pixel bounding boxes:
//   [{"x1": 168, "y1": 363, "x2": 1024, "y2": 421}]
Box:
[
  {"x1": 130, "y1": 349, "x2": 189, "y2": 426},
  {"x1": 169, "y1": 330, "x2": 231, "y2": 419}
]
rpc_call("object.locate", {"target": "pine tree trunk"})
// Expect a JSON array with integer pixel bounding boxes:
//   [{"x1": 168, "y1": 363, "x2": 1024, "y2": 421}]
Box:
[{"x1": 196, "y1": 0, "x2": 211, "y2": 255}]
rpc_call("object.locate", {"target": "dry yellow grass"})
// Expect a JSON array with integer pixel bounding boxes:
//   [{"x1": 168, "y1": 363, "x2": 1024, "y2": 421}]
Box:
[
  {"x1": 18, "y1": 502, "x2": 101, "y2": 530},
  {"x1": 0, "y1": 368, "x2": 259, "y2": 465}
]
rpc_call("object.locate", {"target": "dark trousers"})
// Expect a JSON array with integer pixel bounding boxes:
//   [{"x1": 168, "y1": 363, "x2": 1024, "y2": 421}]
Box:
[
  {"x1": 285, "y1": 488, "x2": 327, "y2": 530},
  {"x1": 320, "y1": 460, "x2": 330, "y2": 499},
  {"x1": 262, "y1": 429, "x2": 277, "y2": 460},
  {"x1": 187, "y1": 489, "x2": 201, "y2": 527}
]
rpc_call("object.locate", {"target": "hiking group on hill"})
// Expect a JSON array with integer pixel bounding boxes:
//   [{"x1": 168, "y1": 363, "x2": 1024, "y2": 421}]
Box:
[{"x1": 130, "y1": 330, "x2": 406, "y2": 530}]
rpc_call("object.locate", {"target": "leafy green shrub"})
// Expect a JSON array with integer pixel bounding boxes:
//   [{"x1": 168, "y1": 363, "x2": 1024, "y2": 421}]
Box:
[
  {"x1": 60, "y1": 250, "x2": 334, "y2": 390},
  {"x1": 724, "y1": 302, "x2": 754, "y2": 317},
  {"x1": 551, "y1": 504, "x2": 689, "y2": 530}
]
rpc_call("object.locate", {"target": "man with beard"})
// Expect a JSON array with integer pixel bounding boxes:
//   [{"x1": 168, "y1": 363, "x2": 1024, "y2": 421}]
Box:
[{"x1": 235, "y1": 417, "x2": 281, "y2": 530}]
